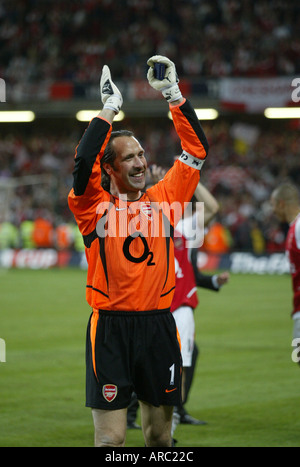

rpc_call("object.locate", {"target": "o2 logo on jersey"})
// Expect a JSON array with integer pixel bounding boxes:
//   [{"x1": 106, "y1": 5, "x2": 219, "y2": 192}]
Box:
[
  {"x1": 123, "y1": 232, "x2": 155, "y2": 266},
  {"x1": 291, "y1": 338, "x2": 300, "y2": 363}
]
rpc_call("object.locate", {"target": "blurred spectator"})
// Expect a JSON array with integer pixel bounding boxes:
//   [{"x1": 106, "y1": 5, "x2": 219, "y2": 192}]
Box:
[
  {"x1": 19, "y1": 219, "x2": 35, "y2": 249},
  {"x1": 72, "y1": 224, "x2": 85, "y2": 252},
  {"x1": 55, "y1": 223, "x2": 74, "y2": 250},
  {"x1": 0, "y1": 220, "x2": 18, "y2": 249},
  {"x1": 202, "y1": 220, "x2": 232, "y2": 254},
  {"x1": 32, "y1": 216, "x2": 53, "y2": 248}
]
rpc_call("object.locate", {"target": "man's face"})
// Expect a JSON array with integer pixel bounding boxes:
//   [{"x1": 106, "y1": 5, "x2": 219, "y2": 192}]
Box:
[{"x1": 104, "y1": 136, "x2": 147, "y2": 200}]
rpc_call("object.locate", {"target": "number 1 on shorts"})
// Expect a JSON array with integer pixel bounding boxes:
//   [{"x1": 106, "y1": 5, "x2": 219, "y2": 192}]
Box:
[{"x1": 169, "y1": 363, "x2": 175, "y2": 385}]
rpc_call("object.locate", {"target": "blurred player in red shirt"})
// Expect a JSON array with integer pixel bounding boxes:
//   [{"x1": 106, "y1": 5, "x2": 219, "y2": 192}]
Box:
[
  {"x1": 171, "y1": 183, "x2": 229, "y2": 435},
  {"x1": 271, "y1": 182, "x2": 300, "y2": 365}
]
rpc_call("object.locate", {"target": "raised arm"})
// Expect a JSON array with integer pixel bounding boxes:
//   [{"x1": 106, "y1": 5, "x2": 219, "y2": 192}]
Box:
[
  {"x1": 147, "y1": 55, "x2": 208, "y2": 164},
  {"x1": 68, "y1": 66, "x2": 123, "y2": 234},
  {"x1": 146, "y1": 56, "x2": 209, "y2": 225}
]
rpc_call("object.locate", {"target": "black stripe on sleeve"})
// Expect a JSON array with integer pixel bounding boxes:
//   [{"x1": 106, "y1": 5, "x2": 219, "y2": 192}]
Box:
[
  {"x1": 73, "y1": 118, "x2": 111, "y2": 196},
  {"x1": 161, "y1": 210, "x2": 174, "y2": 292},
  {"x1": 178, "y1": 100, "x2": 209, "y2": 155}
]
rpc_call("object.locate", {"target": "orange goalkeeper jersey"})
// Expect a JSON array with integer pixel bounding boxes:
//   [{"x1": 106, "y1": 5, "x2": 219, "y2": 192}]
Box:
[{"x1": 68, "y1": 99, "x2": 208, "y2": 312}]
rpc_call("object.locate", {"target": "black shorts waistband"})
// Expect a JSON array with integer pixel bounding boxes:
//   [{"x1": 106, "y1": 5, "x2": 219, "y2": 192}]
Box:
[{"x1": 97, "y1": 308, "x2": 171, "y2": 317}]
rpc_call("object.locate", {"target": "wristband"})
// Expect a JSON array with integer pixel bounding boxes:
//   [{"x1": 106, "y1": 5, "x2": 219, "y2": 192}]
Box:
[
  {"x1": 179, "y1": 151, "x2": 205, "y2": 170},
  {"x1": 103, "y1": 95, "x2": 122, "y2": 114},
  {"x1": 162, "y1": 84, "x2": 182, "y2": 103}
]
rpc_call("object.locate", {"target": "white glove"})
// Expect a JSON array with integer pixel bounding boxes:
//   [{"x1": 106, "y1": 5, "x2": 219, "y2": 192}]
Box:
[
  {"x1": 147, "y1": 55, "x2": 182, "y2": 103},
  {"x1": 100, "y1": 65, "x2": 123, "y2": 114}
]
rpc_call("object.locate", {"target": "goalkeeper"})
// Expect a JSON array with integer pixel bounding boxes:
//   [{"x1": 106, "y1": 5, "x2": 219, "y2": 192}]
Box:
[{"x1": 68, "y1": 55, "x2": 209, "y2": 447}]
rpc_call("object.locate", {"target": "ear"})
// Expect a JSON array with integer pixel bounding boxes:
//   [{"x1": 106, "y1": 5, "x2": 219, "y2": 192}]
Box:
[{"x1": 102, "y1": 162, "x2": 112, "y2": 175}]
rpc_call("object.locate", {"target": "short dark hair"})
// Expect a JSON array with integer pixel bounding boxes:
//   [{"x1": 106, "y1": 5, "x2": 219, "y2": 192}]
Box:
[{"x1": 101, "y1": 130, "x2": 134, "y2": 192}]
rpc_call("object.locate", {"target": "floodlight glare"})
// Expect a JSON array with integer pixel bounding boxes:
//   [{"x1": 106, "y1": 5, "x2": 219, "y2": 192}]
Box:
[
  {"x1": 264, "y1": 107, "x2": 300, "y2": 119},
  {"x1": 0, "y1": 111, "x2": 35, "y2": 122},
  {"x1": 76, "y1": 110, "x2": 125, "y2": 122},
  {"x1": 168, "y1": 108, "x2": 218, "y2": 120}
]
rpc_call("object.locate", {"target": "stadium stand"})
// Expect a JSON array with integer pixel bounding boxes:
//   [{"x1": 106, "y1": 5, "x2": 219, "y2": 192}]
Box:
[
  {"x1": 1, "y1": 0, "x2": 299, "y2": 84},
  {"x1": 0, "y1": 0, "x2": 299, "y2": 255}
]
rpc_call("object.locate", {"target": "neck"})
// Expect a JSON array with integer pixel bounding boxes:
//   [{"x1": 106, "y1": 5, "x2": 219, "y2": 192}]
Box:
[{"x1": 110, "y1": 186, "x2": 142, "y2": 201}]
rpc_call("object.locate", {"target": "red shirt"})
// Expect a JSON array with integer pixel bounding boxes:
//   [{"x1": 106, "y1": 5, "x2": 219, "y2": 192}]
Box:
[
  {"x1": 170, "y1": 231, "x2": 198, "y2": 312},
  {"x1": 286, "y1": 213, "x2": 300, "y2": 316}
]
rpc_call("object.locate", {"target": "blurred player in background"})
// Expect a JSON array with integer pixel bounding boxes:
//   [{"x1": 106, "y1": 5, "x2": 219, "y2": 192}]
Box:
[
  {"x1": 68, "y1": 55, "x2": 209, "y2": 447},
  {"x1": 271, "y1": 182, "x2": 300, "y2": 366},
  {"x1": 171, "y1": 183, "x2": 219, "y2": 405},
  {"x1": 185, "y1": 249, "x2": 230, "y2": 421},
  {"x1": 171, "y1": 182, "x2": 229, "y2": 436}
]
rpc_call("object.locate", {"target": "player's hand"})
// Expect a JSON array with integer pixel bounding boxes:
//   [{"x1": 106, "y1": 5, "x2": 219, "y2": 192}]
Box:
[
  {"x1": 100, "y1": 65, "x2": 123, "y2": 114},
  {"x1": 216, "y1": 271, "x2": 230, "y2": 287},
  {"x1": 147, "y1": 55, "x2": 182, "y2": 103}
]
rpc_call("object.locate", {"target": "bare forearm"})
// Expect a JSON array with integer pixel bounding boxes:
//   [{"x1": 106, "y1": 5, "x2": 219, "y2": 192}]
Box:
[{"x1": 193, "y1": 182, "x2": 219, "y2": 226}]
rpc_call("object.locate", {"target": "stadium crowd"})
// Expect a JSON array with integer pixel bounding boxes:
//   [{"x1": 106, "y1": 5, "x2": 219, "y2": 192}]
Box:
[
  {"x1": 1, "y1": 0, "x2": 300, "y2": 86},
  {"x1": 0, "y1": 118, "x2": 298, "y2": 254},
  {"x1": 0, "y1": 0, "x2": 299, "y2": 254}
]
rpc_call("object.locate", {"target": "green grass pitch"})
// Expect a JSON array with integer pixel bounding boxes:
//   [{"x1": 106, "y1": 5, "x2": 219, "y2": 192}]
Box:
[{"x1": 0, "y1": 268, "x2": 299, "y2": 447}]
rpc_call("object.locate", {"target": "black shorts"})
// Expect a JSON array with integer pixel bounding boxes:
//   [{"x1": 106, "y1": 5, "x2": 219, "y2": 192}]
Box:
[{"x1": 86, "y1": 309, "x2": 182, "y2": 410}]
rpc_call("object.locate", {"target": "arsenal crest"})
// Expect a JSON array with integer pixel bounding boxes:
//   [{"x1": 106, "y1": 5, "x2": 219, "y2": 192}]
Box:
[
  {"x1": 141, "y1": 202, "x2": 153, "y2": 220},
  {"x1": 102, "y1": 384, "x2": 118, "y2": 402}
]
